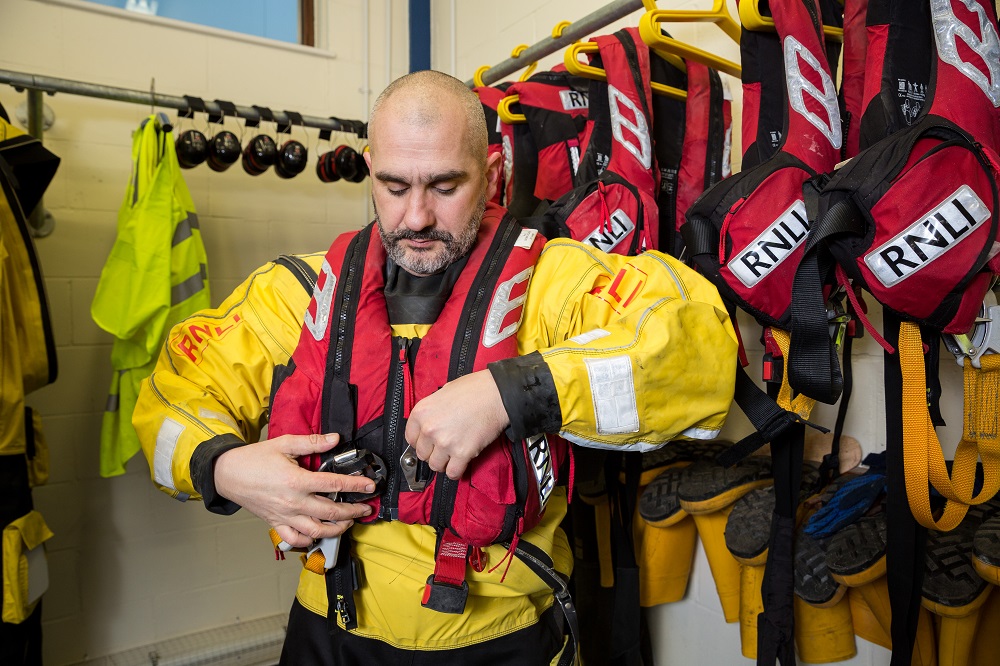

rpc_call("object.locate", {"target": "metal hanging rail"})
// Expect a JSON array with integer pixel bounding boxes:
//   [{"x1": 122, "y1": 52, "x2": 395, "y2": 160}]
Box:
[
  {"x1": 464, "y1": 0, "x2": 645, "y2": 87},
  {"x1": 0, "y1": 69, "x2": 366, "y2": 135}
]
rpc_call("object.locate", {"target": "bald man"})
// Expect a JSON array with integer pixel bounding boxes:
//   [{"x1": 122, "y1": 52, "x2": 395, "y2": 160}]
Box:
[{"x1": 134, "y1": 70, "x2": 737, "y2": 665}]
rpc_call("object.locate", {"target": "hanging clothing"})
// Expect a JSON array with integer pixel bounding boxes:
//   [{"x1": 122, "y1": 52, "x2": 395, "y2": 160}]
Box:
[
  {"x1": 91, "y1": 115, "x2": 210, "y2": 477},
  {"x1": 0, "y1": 105, "x2": 59, "y2": 664}
]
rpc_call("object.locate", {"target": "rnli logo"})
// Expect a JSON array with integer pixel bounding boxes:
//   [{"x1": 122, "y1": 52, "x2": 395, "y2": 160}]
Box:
[
  {"x1": 525, "y1": 434, "x2": 555, "y2": 512},
  {"x1": 560, "y1": 89, "x2": 589, "y2": 111},
  {"x1": 728, "y1": 200, "x2": 810, "y2": 288},
  {"x1": 864, "y1": 184, "x2": 990, "y2": 287},
  {"x1": 583, "y1": 208, "x2": 636, "y2": 253},
  {"x1": 172, "y1": 313, "x2": 242, "y2": 363},
  {"x1": 305, "y1": 259, "x2": 336, "y2": 342},
  {"x1": 483, "y1": 267, "x2": 533, "y2": 348}
]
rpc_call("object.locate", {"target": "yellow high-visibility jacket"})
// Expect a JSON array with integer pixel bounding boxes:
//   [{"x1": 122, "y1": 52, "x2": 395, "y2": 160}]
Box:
[
  {"x1": 133, "y1": 235, "x2": 738, "y2": 649},
  {"x1": 92, "y1": 116, "x2": 209, "y2": 477},
  {"x1": 1, "y1": 112, "x2": 59, "y2": 627}
]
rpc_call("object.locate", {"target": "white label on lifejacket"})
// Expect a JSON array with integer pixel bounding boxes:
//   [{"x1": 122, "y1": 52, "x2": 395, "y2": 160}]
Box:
[
  {"x1": 864, "y1": 184, "x2": 990, "y2": 287},
  {"x1": 502, "y1": 134, "x2": 514, "y2": 200},
  {"x1": 608, "y1": 84, "x2": 652, "y2": 170},
  {"x1": 569, "y1": 143, "x2": 581, "y2": 176},
  {"x1": 483, "y1": 266, "x2": 534, "y2": 348},
  {"x1": 569, "y1": 328, "x2": 611, "y2": 345},
  {"x1": 583, "y1": 208, "x2": 636, "y2": 253},
  {"x1": 305, "y1": 259, "x2": 336, "y2": 342},
  {"x1": 783, "y1": 35, "x2": 842, "y2": 150},
  {"x1": 560, "y1": 89, "x2": 589, "y2": 111},
  {"x1": 931, "y1": 0, "x2": 1000, "y2": 106},
  {"x1": 515, "y1": 228, "x2": 538, "y2": 249},
  {"x1": 728, "y1": 200, "x2": 810, "y2": 288},
  {"x1": 585, "y1": 355, "x2": 640, "y2": 435},
  {"x1": 525, "y1": 434, "x2": 555, "y2": 512}
]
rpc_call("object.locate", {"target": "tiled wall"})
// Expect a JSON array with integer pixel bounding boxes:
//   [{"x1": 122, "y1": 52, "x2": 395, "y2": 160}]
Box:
[{"x1": 2, "y1": 1, "x2": 410, "y2": 663}]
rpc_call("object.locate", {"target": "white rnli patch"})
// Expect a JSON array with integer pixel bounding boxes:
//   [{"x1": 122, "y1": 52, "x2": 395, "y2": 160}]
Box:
[
  {"x1": 728, "y1": 200, "x2": 810, "y2": 288},
  {"x1": 583, "y1": 208, "x2": 636, "y2": 253},
  {"x1": 864, "y1": 184, "x2": 991, "y2": 287},
  {"x1": 585, "y1": 355, "x2": 640, "y2": 435},
  {"x1": 483, "y1": 267, "x2": 533, "y2": 348},
  {"x1": 525, "y1": 434, "x2": 555, "y2": 512},
  {"x1": 560, "y1": 89, "x2": 589, "y2": 111}
]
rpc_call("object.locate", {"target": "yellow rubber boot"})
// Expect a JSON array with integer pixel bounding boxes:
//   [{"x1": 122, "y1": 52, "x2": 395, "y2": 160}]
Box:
[
  {"x1": 925, "y1": 587, "x2": 992, "y2": 666},
  {"x1": 856, "y1": 575, "x2": 937, "y2": 666},
  {"x1": 969, "y1": 587, "x2": 1000, "y2": 666},
  {"x1": 690, "y1": 506, "x2": 742, "y2": 622},
  {"x1": 634, "y1": 511, "x2": 698, "y2": 606},
  {"x1": 849, "y1": 586, "x2": 891, "y2": 650},
  {"x1": 794, "y1": 592, "x2": 856, "y2": 663},
  {"x1": 739, "y1": 563, "x2": 765, "y2": 659}
]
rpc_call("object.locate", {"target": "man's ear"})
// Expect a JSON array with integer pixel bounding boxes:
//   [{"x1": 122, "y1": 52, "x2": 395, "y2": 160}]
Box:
[
  {"x1": 363, "y1": 147, "x2": 373, "y2": 173},
  {"x1": 484, "y1": 151, "x2": 502, "y2": 203}
]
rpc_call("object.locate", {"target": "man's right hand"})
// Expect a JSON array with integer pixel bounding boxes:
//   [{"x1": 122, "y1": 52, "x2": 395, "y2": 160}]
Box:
[{"x1": 214, "y1": 433, "x2": 375, "y2": 549}]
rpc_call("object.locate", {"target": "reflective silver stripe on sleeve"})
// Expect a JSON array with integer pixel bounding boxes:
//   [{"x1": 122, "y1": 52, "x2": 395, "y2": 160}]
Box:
[
  {"x1": 198, "y1": 408, "x2": 240, "y2": 432},
  {"x1": 171, "y1": 213, "x2": 200, "y2": 246},
  {"x1": 154, "y1": 417, "x2": 184, "y2": 491},
  {"x1": 584, "y1": 355, "x2": 640, "y2": 435},
  {"x1": 557, "y1": 431, "x2": 659, "y2": 452},
  {"x1": 681, "y1": 426, "x2": 723, "y2": 440},
  {"x1": 105, "y1": 393, "x2": 119, "y2": 412},
  {"x1": 171, "y1": 267, "x2": 207, "y2": 304}
]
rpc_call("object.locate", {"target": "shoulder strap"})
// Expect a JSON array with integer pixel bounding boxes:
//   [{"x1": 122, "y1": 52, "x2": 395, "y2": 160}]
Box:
[{"x1": 274, "y1": 254, "x2": 318, "y2": 295}]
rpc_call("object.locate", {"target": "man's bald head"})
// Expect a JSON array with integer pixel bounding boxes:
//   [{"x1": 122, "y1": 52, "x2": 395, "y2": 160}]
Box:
[{"x1": 368, "y1": 70, "x2": 488, "y2": 169}]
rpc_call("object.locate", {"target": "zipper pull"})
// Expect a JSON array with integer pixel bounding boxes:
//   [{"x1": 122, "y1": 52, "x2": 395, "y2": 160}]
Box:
[
  {"x1": 335, "y1": 596, "x2": 352, "y2": 625},
  {"x1": 399, "y1": 338, "x2": 415, "y2": 419}
]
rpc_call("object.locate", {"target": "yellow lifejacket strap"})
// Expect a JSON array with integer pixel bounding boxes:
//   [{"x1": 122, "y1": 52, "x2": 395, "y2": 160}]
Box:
[
  {"x1": 771, "y1": 328, "x2": 818, "y2": 421},
  {"x1": 899, "y1": 322, "x2": 1000, "y2": 530}
]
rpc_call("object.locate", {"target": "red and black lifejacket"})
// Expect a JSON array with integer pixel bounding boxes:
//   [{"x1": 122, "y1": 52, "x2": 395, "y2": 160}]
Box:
[
  {"x1": 523, "y1": 28, "x2": 660, "y2": 254},
  {"x1": 839, "y1": 0, "x2": 869, "y2": 159},
  {"x1": 268, "y1": 204, "x2": 568, "y2": 610},
  {"x1": 475, "y1": 83, "x2": 513, "y2": 205}
]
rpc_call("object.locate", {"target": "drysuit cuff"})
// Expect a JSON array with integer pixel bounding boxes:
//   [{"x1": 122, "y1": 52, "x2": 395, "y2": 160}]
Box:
[
  {"x1": 488, "y1": 351, "x2": 562, "y2": 441},
  {"x1": 191, "y1": 433, "x2": 246, "y2": 515}
]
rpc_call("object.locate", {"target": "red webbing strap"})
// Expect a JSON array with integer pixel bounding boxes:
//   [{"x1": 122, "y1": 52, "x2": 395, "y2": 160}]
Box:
[{"x1": 430, "y1": 530, "x2": 468, "y2": 588}]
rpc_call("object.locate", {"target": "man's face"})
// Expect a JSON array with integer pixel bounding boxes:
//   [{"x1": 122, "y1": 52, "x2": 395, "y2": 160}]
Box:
[{"x1": 365, "y1": 106, "x2": 500, "y2": 276}]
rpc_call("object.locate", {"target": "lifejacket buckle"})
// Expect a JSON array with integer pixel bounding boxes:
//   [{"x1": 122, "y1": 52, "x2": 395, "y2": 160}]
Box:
[
  {"x1": 421, "y1": 575, "x2": 469, "y2": 614},
  {"x1": 317, "y1": 448, "x2": 387, "y2": 502},
  {"x1": 944, "y1": 295, "x2": 1000, "y2": 368},
  {"x1": 400, "y1": 444, "x2": 431, "y2": 491}
]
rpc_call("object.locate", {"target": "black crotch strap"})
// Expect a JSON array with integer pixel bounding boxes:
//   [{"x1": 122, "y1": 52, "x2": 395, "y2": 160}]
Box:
[{"x1": 510, "y1": 539, "x2": 580, "y2": 666}]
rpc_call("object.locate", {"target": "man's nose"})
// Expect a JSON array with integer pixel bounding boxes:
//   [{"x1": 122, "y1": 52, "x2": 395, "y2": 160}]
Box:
[{"x1": 403, "y1": 191, "x2": 434, "y2": 231}]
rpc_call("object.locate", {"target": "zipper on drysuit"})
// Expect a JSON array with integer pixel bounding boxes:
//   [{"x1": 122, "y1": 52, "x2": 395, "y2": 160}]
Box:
[{"x1": 380, "y1": 337, "x2": 414, "y2": 520}]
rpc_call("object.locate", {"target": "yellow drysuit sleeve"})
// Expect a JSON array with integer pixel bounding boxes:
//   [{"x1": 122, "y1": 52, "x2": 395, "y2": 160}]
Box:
[
  {"x1": 132, "y1": 254, "x2": 324, "y2": 501},
  {"x1": 489, "y1": 238, "x2": 737, "y2": 450}
]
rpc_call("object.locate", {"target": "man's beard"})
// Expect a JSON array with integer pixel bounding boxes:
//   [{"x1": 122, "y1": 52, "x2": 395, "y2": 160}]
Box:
[{"x1": 374, "y1": 194, "x2": 486, "y2": 276}]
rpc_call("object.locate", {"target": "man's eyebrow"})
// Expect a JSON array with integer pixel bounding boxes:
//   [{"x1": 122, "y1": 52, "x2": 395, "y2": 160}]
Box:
[{"x1": 373, "y1": 169, "x2": 469, "y2": 185}]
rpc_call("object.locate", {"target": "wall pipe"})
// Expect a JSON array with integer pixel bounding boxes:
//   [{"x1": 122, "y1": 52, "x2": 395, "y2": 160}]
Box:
[
  {"x1": 0, "y1": 69, "x2": 367, "y2": 135},
  {"x1": 463, "y1": 0, "x2": 643, "y2": 87}
]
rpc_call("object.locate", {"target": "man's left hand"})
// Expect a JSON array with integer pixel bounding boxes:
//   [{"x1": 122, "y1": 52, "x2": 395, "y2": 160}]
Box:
[{"x1": 405, "y1": 369, "x2": 510, "y2": 480}]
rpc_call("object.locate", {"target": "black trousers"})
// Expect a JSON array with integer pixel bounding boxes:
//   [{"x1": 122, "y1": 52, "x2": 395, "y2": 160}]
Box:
[{"x1": 279, "y1": 599, "x2": 564, "y2": 666}]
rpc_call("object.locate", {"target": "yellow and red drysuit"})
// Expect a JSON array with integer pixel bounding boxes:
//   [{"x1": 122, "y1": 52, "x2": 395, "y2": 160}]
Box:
[{"x1": 133, "y1": 217, "x2": 737, "y2": 651}]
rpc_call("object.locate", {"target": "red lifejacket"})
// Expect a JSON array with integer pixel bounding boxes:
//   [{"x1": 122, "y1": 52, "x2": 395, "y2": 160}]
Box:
[{"x1": 268, "y1": 204, "x2": 567, "y2": 607}]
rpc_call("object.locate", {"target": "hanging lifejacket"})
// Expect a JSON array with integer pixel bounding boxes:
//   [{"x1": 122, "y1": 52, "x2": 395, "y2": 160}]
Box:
[
  {"x1": 268, "y1": 205, "x2": 569, "y2": 614},
  {"x1": 522, "y1": 27, "x2": 660, "y2": 254},
  {"x1": 788, "y1": 2, "x2": 1000, "y2": 664}
]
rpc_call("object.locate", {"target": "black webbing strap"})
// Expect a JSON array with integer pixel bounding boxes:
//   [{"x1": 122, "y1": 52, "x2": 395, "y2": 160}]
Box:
[
  {"x1": 603, "y1": 451, "x2": 642, "y2": 666},
  {"x1": 180, "y1": 95, "x2": 207, "y2": 119},
  {"x1": 882, "y1": 313, "x2": 927, "y2": 666},
  {"x1": 510, "y1": 540, "x2": 580, "y2": 666},
  {"x1": 756, "y1": 383, "x2": 804, "y2": 666},
  {"x1": 788, "y1": 195, "x2": 864, "y2": 404},
  {"x1": 820, "y1": 330, "x2": 853, "y2": 485}
]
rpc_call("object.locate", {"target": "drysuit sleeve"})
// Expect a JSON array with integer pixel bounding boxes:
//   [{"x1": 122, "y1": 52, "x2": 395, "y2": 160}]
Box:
[
  {"x1": 132, "y1": 254, "x2": 324, "y2": 505},
  {"x1": 489, "y1": 238, "x2": 737, "y2": 449}
]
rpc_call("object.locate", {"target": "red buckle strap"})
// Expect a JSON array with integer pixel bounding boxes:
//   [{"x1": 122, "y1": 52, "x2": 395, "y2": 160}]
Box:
[{"x1": 422, "y1": 530, "x2": 470, "y2": 614}]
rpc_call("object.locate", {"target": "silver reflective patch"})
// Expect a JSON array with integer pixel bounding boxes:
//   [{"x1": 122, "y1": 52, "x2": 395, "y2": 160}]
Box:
[
  {"x1": 483, "y1": 267, "x2": 533, "y2": 348},
  {"x1": 582, "y1": 208, "x2": 636, "y2": 253},
  {"x1": 931, "y1": 0, "x2": 1000, "y2": 106},
  {"x1": 525, "y1": 434, "x2": 555, "y2": 512},
  {"x1": 864, "y1": 184, "x2": 990, "y2": 287},
  {"x1": 569, "y1": 328, "x2": 611, "y2": 345},
  {"x1": 783, "y1": 36, "x2": 842, "y2": 149},
  {"x1": 585, "y1": 355, "x2": 640, "y2": 435},
  {"x1": 304, "y1": 259, "x2": 336, "y2": 342},
  {"x1": 154, "y1": 417, "x2": 185, "y2": 491},
  {"x1": 198, "y1": 408, "x2": 240, "y2": 432},
  {"x1": 728, "y1": 200, "x2": 809, "y2": 288},
  {"x1": 608, "y1": 84, "x2": 652, "y2": 170}
]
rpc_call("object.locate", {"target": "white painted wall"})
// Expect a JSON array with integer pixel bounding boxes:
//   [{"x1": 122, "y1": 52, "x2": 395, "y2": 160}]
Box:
[
  {"x1": 2, "y1": 1, "x2": 410, "y2": 663},
  {"x1": 430, "y1": 1, "x2": 971, "y2": 664}
]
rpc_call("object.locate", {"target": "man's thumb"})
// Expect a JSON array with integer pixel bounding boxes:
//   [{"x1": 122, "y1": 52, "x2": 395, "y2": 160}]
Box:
[{"x1": 280, "y1": 432, "x2": 339, "y2": 456}]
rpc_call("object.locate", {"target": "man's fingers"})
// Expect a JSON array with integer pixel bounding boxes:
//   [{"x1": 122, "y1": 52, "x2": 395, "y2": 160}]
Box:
[
  {"x1": 306, "y1": 495, "x2": 373, "y2": 523},
  {"x1": 310, "y1": 471, "x2": 376, "y2": 496},
  {"x1": 277, "y1": 432, "x2": 340, "y2": 457},
  {"x1": 291, "y1": 516, "x2": 354, "y2": 541},
  {"x1": 273, "y1": 524, "x2": 312, "y2": 549},
  {"x1": 445, "y1": 458, "x2": 467, "y2": 481}
]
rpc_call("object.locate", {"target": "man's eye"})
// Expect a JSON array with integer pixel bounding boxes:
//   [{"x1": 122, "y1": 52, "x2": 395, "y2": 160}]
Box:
[
  {"x1": 388, "y1": 187, "x2": 408, "y2": 196},
  {"x1": 434, "y1": 186, "x2": 456, "y2": 195}
]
